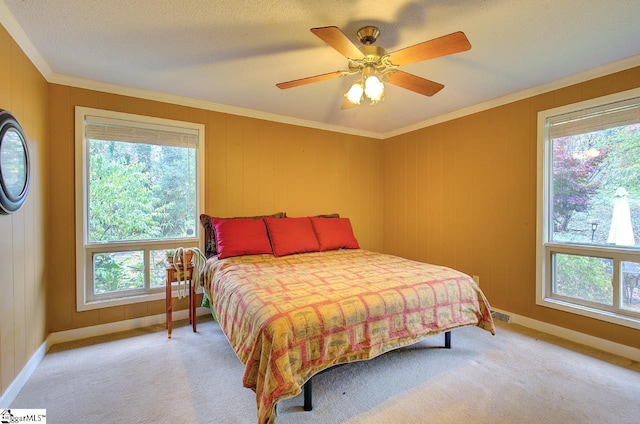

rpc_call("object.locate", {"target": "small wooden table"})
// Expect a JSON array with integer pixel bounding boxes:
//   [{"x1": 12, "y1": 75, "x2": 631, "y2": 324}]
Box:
[{"x1": 165, "y1": 263, "x2": 197, "y2": 338}]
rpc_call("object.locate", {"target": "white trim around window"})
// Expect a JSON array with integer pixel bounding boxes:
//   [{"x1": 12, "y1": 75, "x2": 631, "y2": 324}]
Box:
[
  {"x1": 536, "y1": 87, "x2": 640, "y2": 330},
  {"x1": 74, "y1": 107, "x2": 205, "y2": 311}
]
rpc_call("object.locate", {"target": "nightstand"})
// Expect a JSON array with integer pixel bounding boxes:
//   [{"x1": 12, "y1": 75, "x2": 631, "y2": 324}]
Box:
[{"x1": 165, "y1": 263, "x2": 197, "y2": 338}]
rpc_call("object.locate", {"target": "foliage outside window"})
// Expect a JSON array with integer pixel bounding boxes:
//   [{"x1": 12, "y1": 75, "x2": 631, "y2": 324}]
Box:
[
  {"x1": 537, "y1": 88, "x2": 640, "y2": 329},
  {"x1": 75, "y1": 107, "x2": 204, "y2": 310}
]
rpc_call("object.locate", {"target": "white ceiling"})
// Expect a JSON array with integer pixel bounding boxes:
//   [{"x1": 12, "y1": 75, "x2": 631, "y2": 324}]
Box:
[{"x1": 3, "y1": 0, "x2": 640, "y2": 138}]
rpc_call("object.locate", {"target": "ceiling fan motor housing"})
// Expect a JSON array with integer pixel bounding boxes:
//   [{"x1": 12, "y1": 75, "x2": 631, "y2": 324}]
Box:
[
  {"x1": 359, "y1": 45, "x2": 387, "y2": 62},
  {"x1": 350, "y1": 44, "x2": 395, "y2": 78}
]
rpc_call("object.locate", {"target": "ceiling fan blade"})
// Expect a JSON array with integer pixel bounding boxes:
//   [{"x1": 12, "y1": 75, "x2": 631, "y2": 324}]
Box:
[
  {"x1": 387, "y1": 71, "x2": 444, "y2": 97},
  {"x1": 310, "y1": 26, "x2": 365, "y2": 59},
  {"x1": 388, "y1": 31, "x2": 471, "y2": 66},
  {"x1": 276, "y1": 71, "x2": 343, "y2": 89},
  {"x1": 341, "y1": 98, "x2": 358, "y2": 110}
]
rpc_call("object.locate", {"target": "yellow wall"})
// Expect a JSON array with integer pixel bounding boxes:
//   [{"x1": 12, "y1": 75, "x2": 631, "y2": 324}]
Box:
[
  {"x1": 47, "y1": 84, "x2": 384, "y2": 332},
  {"x1": 0, "y1": 26, "x2": 48, "y2": 396},
  {"x1": 383, "y1": 66, "x2": 640, "y2": 348}
]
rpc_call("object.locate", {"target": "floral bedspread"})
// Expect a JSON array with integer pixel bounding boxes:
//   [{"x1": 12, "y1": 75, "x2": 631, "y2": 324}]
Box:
[{"x1": 203, "y1": 249, "x2": 495, "y2": 424}]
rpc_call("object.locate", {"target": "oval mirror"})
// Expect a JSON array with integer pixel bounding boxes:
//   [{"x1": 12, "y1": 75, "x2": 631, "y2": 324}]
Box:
[{"x1": 0, "y1": 110, "x2": 30, "y2": 214}]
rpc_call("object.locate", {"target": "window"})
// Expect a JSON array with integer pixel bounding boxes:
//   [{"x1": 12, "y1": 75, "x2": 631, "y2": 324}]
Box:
[
  {"x1": 75, "y1": 107, "x2": 204, "y2": 311},
  {"x1": 537, "y1": 87, "x2": 640, "y2": 329}
]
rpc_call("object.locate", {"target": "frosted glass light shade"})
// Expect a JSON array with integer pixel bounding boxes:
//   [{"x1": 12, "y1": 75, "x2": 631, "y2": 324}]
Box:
[
  {"x1": 345, "y1": 82, "x2": 364, "y2": 104},
  {"x1": 364, "y1": 76, "x2": 384, "y2": 103}
]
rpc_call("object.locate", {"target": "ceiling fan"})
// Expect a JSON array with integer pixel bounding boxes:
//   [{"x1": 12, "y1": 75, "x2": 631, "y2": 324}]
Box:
[{"x1": 276, "y1": 26, "x2": 471, "y2": 109}]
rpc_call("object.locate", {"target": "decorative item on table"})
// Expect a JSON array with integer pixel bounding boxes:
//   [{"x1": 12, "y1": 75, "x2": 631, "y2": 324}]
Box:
[
  {"x1": 166, "y1": 248, "x2": 194, "y2": 265},
  {"x1": 166, "y1": 247, "x2": 206, "y2": 299}
]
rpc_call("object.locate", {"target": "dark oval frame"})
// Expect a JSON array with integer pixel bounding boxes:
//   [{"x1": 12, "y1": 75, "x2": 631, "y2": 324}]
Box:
[{"x1": 0, "y1": 110, "x2": 30, "y2": 214}]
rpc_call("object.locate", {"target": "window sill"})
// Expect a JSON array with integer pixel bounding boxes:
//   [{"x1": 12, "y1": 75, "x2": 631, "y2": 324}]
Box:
[
  {"x1": 77, "y1": 291, "x2": 165, "y2": 312},
  {"x1": 77, "y1": 286, "x2": 202, "y2": 312},
  {"x1": 537, "y1": 296, "x2": 640, "y2": 331}
]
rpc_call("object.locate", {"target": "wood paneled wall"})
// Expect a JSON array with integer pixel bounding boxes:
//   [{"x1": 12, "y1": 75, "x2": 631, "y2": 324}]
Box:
[
  {"x1": 0, "y1": 27, "x2": 48, "y2": 397},
  {"x1": 47, "y1": 85, "x2": 383, "y2": 332},
  {"x1": 383, "y1": 66, "x2": 640, "y2": 348}
]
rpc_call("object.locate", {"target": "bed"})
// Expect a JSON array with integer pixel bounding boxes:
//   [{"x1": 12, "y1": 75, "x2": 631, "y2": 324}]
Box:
[{"x1": 200, "y1": 213, "x2": 495, "y2": 424}]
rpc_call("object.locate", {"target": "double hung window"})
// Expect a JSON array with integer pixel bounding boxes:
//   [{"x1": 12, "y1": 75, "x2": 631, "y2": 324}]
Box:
[
  {"x1": 75, "y1": 107, "x2": 204, "y2": 310},
  {"x1": 537, "y1": 88, "x2": 640, "y2": 329}
]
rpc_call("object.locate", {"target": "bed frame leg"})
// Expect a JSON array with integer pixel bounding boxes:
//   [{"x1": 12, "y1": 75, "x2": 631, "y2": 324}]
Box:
[
  {"x1": 302, "y1": 332, "x2": 451, "y2": 412},
  {"x1": 303, "y1": 379, "x2": 313, "y2": 411}
]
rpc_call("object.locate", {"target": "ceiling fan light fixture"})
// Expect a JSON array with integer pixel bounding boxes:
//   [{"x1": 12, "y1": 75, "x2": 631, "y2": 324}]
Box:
[
  {"x1": 364, "y1": 75, "x2": 384, "y2": 104},
  {"x1": 345, "y1": 81, "x2": 364, "y2": 104}
]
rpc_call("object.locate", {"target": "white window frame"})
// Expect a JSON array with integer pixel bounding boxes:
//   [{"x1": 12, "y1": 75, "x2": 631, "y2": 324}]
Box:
[
  {"x1": 75, "y1": 107, "x2": 205, "y2": 311},
  {"x1": 536, "y1": 87, "x2": 640, "y2": 330}
]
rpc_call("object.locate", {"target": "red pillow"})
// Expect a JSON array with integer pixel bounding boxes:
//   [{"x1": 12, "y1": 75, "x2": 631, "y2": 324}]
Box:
[
  {"x1": 310, "y1": 217, "x2": 359, "y2": 251},
  {"x1": 264, "y1": 217, "x2": 320, "y2": 257},
  {"x1": 200, "y1": 212, "x2": 285, "y2": 257},
  {"x1": 212, "y1": 218, "x2": 273, "y2": 259}
]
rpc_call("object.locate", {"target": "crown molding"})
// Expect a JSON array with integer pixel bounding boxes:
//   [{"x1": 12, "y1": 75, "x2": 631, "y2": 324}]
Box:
[
  {"x1": 48, "y1": 73, "x2": 383, "y2": 139},
  {"x1": 2, "y1": 4, "x2": 639, "y2": 140},
  {"x1": 0, "y1": 0, "x2": 53, "y2": 79},
  {"x1": 46, "y1": 54, "x2": 640, "y2": 141},
  {"x1": 383, "y1": 54, "x2": 640, "y2": 139}
]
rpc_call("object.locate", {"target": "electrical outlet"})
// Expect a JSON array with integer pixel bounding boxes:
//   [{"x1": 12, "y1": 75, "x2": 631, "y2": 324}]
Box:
[{"x1": 472, "y1": 275, "x2": 480, "y2": 286}]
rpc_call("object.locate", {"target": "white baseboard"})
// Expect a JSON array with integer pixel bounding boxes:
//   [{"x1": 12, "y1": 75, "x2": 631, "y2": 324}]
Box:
[
  {"x1": 0, "y1": 307, "x2": 211, "y2": 407},
  {"x1": 492, "y1": 307, "x2": 640, "y2": 362},
  {"x1": 47, "y1": 307, "x2": 211, "y2": 346},
  {"x1": 0, "y1": 341, "x2": 49, "y2": 408},
  {"x1": 3, "y1": 306, "x2": 637, "y2": 408}
]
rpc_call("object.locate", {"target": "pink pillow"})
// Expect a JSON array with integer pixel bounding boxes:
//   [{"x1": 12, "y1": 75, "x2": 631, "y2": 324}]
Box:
[
  {"x1": 212, "y1": 218, "x2": 273, "y2": 259},
  {"x1": 264, "y1": 217, "x2": 320, "y2": 257},
  {"x1": 310, "y1": 217, "x2": 359, "y2": 251}
]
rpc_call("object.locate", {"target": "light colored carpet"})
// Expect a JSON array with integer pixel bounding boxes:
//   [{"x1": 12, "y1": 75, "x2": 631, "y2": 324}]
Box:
[{"x1": 11, "y1": 317, "x2": 640, "y2": 423}]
